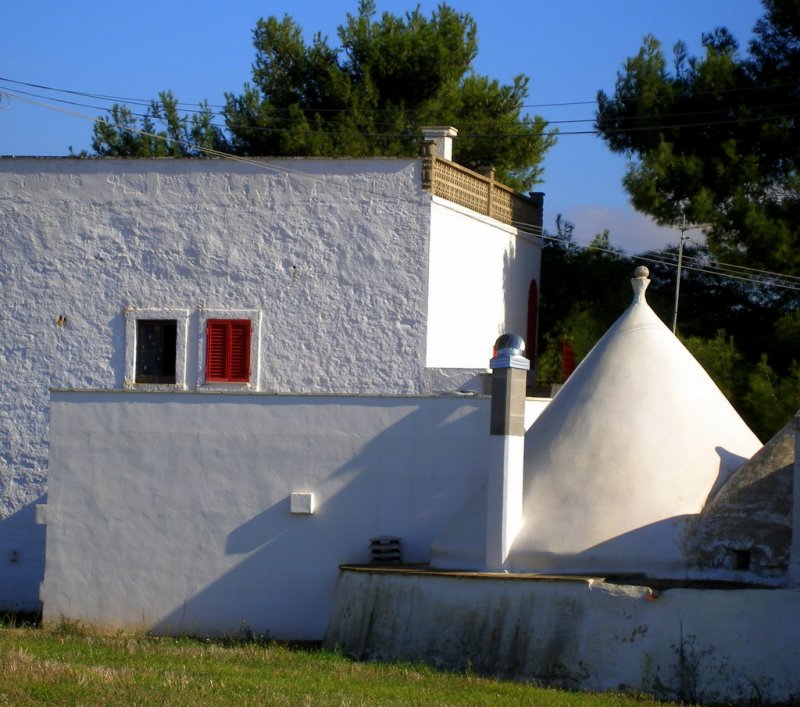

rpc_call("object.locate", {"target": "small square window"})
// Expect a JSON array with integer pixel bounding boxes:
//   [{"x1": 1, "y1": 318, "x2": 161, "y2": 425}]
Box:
[
  {"x1": 205, "y1": 319, "x2": 252, "y2": 383},
  {"x1": 136, "y1": 319, "x2": 177, "y2": 384},
  {"x1": 124, "y1": 307, "x2": 189, "y2": 390}
]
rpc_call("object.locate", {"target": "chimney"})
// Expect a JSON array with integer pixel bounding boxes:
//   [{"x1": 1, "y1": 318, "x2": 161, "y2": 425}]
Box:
[
  {"x1": 485, "y1": 333, "x2": 529, "y2": 570},
  {"x1": 421, "y1": 126, "x2": 458, "y2": 161}
]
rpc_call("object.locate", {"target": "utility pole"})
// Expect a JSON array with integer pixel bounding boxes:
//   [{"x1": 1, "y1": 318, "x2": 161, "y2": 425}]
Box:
[
  {"x1": 672, "y1": 214, "x2": 709, "y2": 335},
  {"x1": 672, "y1": 215, "x2": 689, "y2": 334}
]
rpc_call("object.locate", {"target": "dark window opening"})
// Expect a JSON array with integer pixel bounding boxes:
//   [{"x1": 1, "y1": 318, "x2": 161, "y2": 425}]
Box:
[
  {"x1": 136, "y1": 319, "x2": 177, "y2": 384},
  {"x1": 732, "y1": 549, "x2": 751, "y2": 571}
]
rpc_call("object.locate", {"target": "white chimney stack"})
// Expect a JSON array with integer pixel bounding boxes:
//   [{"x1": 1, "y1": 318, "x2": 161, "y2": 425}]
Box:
[
  {"x1": 421, "y1": 126, "x2": 458, "y2": 161},
  {"x1": 485, "y1": 333, "x2": 529, "y2": 570}
]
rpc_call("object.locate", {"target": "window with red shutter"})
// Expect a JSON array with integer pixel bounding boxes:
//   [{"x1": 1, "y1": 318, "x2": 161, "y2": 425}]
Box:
[{"x1": 205, "y1": 319, "x2": 252, "y2": 383}]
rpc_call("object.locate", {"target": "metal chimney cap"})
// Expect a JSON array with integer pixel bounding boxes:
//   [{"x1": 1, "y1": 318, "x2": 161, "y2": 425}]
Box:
[
  {"x1": 490, "y1": 334, "x2": 530, "y2": 370},
  {"x1": 494, "y1": 334, "x2": 525, "y2": 356}
]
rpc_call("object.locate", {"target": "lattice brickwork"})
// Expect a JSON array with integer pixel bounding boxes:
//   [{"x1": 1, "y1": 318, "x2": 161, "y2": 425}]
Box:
[
  {"x1": 422, "y1": 155, "x2": 541, "y2": 233},
  {"x1": 491, "y1": 186, "x2": 513, "y2": 224},
  {"x1": 431, "y1": 159, "x2": 490, "y2": 216}
]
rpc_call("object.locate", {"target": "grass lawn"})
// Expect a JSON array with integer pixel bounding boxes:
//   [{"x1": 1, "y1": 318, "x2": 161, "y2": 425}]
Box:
[{"x1": 0, "y1": 618, "x2": 673, "y2": 706}]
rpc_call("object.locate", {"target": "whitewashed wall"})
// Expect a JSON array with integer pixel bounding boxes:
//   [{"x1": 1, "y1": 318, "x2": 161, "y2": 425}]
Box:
[
  {"x1": 0, "y1": 158, "x2": 433, "y2": 403},
  {"x1": 326, "y1": 570, "x2": 800, "y2": 704},
  {"x1": 44, "y1": 391, "x2": 496, "y2": 638},
  {"x1": 426, "y1": 197, "x2": 541, "y2": 369},
  {"x1": 0, "y1": 157, "x2": 540, "y2": 610}
]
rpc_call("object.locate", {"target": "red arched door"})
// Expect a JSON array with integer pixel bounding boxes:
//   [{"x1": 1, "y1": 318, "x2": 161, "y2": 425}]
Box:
[{"x1": 526, "y1": 279, "x2": 539, "y2": 364}]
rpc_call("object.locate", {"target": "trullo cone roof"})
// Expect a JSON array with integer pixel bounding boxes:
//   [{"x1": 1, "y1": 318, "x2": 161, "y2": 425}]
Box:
[{"x1": 432, "y1": 269, "x2": 762, "y2": 577}]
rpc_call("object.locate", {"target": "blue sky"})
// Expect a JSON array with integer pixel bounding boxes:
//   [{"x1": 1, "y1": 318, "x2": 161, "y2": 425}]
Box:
[{"x1": 1, "y1": 1, "x2": 764, "y2": 252}]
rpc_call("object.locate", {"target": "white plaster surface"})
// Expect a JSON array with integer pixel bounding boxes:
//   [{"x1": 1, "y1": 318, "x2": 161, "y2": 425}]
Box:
[
  {"x1": 510, "y1": 278, "x2": 762, "y2": 575},
  {"x1": 0, "y1": 157, "x2": 540, "y2": 609},
  {"x1": 485, "y1": 435, "x2": 524, "y2": 569},
  {"x1": 426, "y1": 197, "x2": 541, "y2": 369},
  {"x1": 325, "y1": 570, "x2": 800, "y2": 704},
  {"x1": 43, "y1": 391, "x2": 493, "y2": 638}
]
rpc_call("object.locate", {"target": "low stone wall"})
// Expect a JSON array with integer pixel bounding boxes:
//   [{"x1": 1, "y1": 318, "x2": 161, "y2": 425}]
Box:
[{"x1": 324, "y1": 567, "x2": 800, "y2": 704}]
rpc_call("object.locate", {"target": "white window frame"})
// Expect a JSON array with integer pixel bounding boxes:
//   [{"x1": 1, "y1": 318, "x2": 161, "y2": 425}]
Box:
[
  {"x1": 124, "y1": 306, "x2": 190, "y2": 390},
  {"x1": 197, "y1": 308, "x2": 262, "y2": 391}
]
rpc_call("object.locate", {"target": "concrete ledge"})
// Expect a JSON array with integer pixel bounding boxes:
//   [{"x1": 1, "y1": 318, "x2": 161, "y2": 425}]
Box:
[
  {"x1": 324, "y1": 567, "x2": 800, "y2": 704},
  {"x1": 338, "y1": 563, "x2": 596, "y2": 583}
]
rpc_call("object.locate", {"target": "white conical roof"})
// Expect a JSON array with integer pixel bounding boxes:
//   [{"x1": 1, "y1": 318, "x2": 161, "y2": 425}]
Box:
[{"x1": 433, "y1": 269, "x2": 763, "y2": 577}]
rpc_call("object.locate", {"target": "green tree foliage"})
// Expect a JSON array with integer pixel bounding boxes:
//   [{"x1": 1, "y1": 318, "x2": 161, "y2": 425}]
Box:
[
  {"x1": 224, "y1": 1, "x2": 556, "y2": 189},
  {"x1": 595, "y1": 0, "x2": 800, "y2": 275},
  {"x1": 681, "y1": 329, "x2": 744, "y2": 401},
  {"x1": 535, "y1": 218, "x2": 632, "y2": 383},
  {"x1": 743, "y1": 356, "x2": 800, "y2": 438},
  {"x1": 640, "y1": 242, "x2": 797, "y2": 362},
  {"x1": 91, "y1": 2, "x2": 555, "y2": 191},
  {"x1": 536, "y1": 218, "x2": 800, "y2": 438},
  {"x1": 92, "y1": 91, "x2": 225, "y2": 157},
  {"x1": 680, "y1": 331, "x2": 800, "y2": 439}
]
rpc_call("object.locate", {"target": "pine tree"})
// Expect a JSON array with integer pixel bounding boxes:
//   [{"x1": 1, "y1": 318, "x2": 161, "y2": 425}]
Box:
[
  {"x1": 596, "y1": 0, "x2": 800, "y2": 275},
  {"x1": 91, "y1": 2, "x2": 555, "y2": 192}
]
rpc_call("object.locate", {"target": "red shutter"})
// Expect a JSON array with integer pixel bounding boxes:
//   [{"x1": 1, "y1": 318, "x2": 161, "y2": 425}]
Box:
[
  {"x1": 206, "y1": 321, "x2": 228, "y2": 381},
  {"x1": 206, "y1": 320, "x2": 251, "y2": 382},
  {"x1": 561, "y1": 339, "x2": 576, "y2": 381},
  {"x1": 228, "y1": 320, "x2": 251, "y2": 382}
]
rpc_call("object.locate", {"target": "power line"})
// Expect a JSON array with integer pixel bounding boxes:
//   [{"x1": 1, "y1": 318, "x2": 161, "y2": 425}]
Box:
[
  {"x1": 0, "y1": 86, "x2": 143, "y2": 115},
  {"x1": 634, "y1": 252, "x2": 800, "y2": 292},
  {"x1": 4, "y1": 85, "x2": 799, "y2": 145},
  {"x1": 2, "y1": 75, "x2": 799, "y2": 135},
  {"x1": 655, "y1": 247, "x2": 800, "y2": 283},
  {"x1": 0, "y1": 76, "x2": 191, "y2": 109},
  {"x1": 5, "y1": 87, "x2": 799, "y2": 294},
  {"x1": 523, "y1": 226, "x2": 800, "y2": 292},
  {"x1": 3, "y1": 73, "x2": 798, "y2": 112}
]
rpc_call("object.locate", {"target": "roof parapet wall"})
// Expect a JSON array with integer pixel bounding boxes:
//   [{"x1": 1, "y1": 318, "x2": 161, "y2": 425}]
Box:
[{"x1": 421, "y1": 146, "x2": 543, "y2": 234}]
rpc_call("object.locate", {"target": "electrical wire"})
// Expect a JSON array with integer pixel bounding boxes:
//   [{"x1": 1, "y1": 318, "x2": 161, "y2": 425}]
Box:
[
  {"x1": 3, "y1": 74, "x2": 798, "y2": 113},
  {"x1": 508, "y1": 219, "x2": 800, "y2": 292},
  {"x1": 4, "y1": 84, "x2": 797, "y2": 141},
  {"x1": 2, "y1": 75, "x2": 799, "y2": 138},
  {"x1": 2, "y1": 83, "x2": 799, "y2": 293}
]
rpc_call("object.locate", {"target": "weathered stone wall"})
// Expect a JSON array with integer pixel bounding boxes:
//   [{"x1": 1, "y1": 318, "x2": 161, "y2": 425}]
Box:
[
  {"x1": 325, "y1": 569, "x2": 800, "y2": 704},
  {"x1": 687, "y1": 420, "x2": 794, "y2": 583}
]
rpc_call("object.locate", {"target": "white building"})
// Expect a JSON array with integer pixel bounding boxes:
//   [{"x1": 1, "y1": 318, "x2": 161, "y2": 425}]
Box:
[
  {"x1": 37, "y1": 256, "x2": 800, "y2": 702},
  {"x1": 0, "y1": 139, "x2": 544, "y2": 611}
]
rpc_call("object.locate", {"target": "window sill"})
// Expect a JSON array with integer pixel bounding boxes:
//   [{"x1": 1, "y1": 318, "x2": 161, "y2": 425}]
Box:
[
  {"x1": 124, "y1": 380, "x2": 188, "y2": 392},
  {"x1": 201, "y1": 381, "x2": 256, "y2": 392}
]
